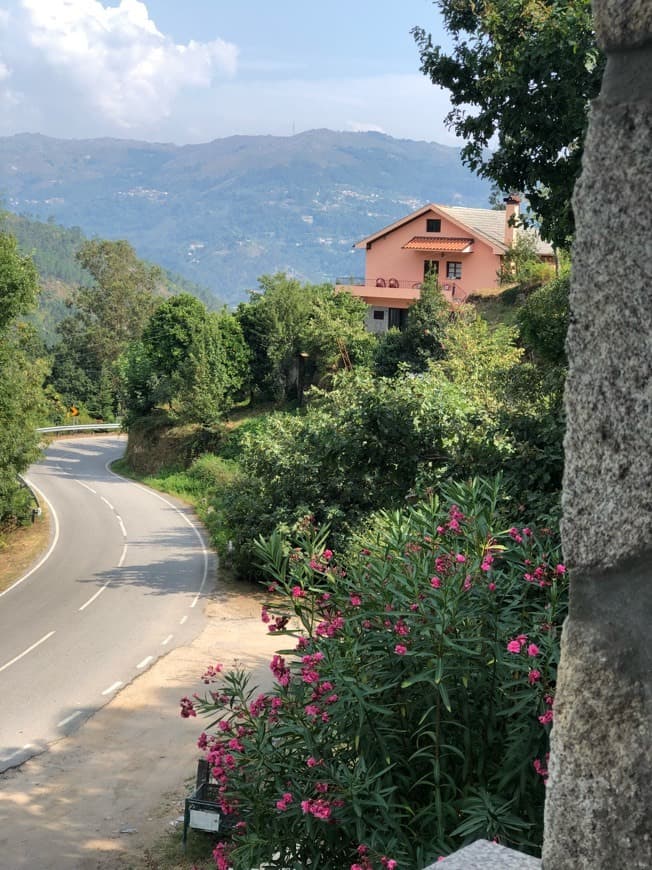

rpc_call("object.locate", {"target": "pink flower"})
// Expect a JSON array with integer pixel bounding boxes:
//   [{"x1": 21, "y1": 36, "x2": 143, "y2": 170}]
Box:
[
  {"x1": 528, "y1": 669, "x2": 542, "y2": 685},
  {"x1": 179, "y1": 697, "x2": 196, "y2": 718},
  {"x1": 349, "y1": 594, "x2": 362, "y2": 606},
  {"x1": 394, "y1": 644, "x2": 407, "y2": 656},
  {"x1": 276, "y1": 791, "x2": 293, "y2": 811},
  {"x1": 488, "y1": 582, "x2": 497, "y2": 591},
  {"x1": 430, "y1": 576, "x2": 442, "y2": 588},
  {"x1": 555, "y1": 563, "x2": 566, "y2": 574},
  {"x1": 507, "y1": 640, "x2": 522, "y2": 654},
  {"x1": 301, "y1": 798, "x2": 332, "y2": 821},
  {"x1": 527, "y1": 643, "x2": 540, "y2": 657},
  {"x1": 455, "y1": 553, "x2": 466, "y2": 563},
  {"x1": 323, "y1": 549, "x2": 333, "y2": 561},
  {"x1": 538, "y1": 709, "x2": 554, "y2": 725},
  {"x1": 292, "y1": 585, "x2": 305, "y2": 598},
  {"x1": 213, "y1": 842, "x2": 231, "y2": 870}
]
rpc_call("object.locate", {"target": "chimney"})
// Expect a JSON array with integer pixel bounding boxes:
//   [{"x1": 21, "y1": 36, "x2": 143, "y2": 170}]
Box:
[{"x1": 503, "y1": 194, "x2": 521, "y2": 246}]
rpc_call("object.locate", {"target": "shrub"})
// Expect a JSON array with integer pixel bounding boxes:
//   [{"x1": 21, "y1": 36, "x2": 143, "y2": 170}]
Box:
[
  {"x1": 183, "y1": 478, "x2": 567, "y2": 868},
  {"x1": 517, "y1": 276, "x2": 570, "y2": 366}
]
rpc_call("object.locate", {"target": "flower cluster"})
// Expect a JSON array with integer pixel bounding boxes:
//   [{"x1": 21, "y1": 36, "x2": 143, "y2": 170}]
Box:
[{"x1": 180, "y1": 480, "x2": 568, "y2": 868}]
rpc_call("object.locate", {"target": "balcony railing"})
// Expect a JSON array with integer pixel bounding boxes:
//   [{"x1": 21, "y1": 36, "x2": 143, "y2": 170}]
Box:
[
  {"x1": 335, "y1": 276, "x2": 466, "y2": 301},
  {"x1": 335, "y1": 277, "x2": 421, "y2": 290}
]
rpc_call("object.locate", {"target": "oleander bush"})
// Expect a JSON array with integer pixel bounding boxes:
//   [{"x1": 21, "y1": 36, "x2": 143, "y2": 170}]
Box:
[{"x1": 182, "y1": 477, "x2": 567, "y2": 869}]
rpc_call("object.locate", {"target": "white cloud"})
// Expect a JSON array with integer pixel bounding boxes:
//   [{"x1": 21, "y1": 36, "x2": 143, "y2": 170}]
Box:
[{"x1": 15, "y1": 0, "x2": 238, "y2": 128}]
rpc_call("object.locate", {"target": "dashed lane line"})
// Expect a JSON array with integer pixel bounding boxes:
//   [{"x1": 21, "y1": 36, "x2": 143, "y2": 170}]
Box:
[
  {"x1": 101, "y1": 681, "x2": 123, "y2": 696},
  {"x1": 75, "y1": 480, "x2": 97, "y2": 494},
  {"x1": 78, "y1": 581, "x2": 110, "y2": 612},
  {"x1": 0, "y1": 631, "x2": 56, "y2": 674},
  {"x1": 57, "y1": 710, "x2": 83, "y2": 728}
]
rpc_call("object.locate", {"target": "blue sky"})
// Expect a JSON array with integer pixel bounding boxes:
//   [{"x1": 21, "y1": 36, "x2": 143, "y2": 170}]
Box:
[{"x1": 0, "y1": 0, "x2": 458, "y2": 145}]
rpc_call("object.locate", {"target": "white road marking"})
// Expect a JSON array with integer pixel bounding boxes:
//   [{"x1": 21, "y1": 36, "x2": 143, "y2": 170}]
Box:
[
  {"x1": 161, "y1": 634, "x2": 174, "y2": 646},
  {"x1": 57, "y1": 710, "x2": 82, "y2": 728},
  {"x1": 179, "y1": 615, "x2": 188, "y2": 625},
  {"x1": 107, "y1": 464, "x2": 211, "y2": 606},
  {"x1": 101, "y1": 681, "x2": 123, "y2": 696},
  {"x1": 78, "y1": 581, "x2": 110, "y2": 612},
  {"x1": 0, "y1": 631, "x2": 56, "y2": 674},
  {"x1": 117, "y1": 515, "x2": 127, "y2": 537},
  {"x1": 136, "y1": 655, "x2": 153, "y2": 669},
  {"x1": 75, "y1": 480, "x2": 96, "y2": 494},
  {"x1": 0, "y1": 483, "x2": 60, "y2": 598},
  {"x1": 101, "y1": 496, "x2": 114, "y2": 510},
  {"x1": 118, "y1": 543, "x2": 128, "y2": 567},
  {"x1": 0, "y1": 744, "x2": 35, "y2": 768}
]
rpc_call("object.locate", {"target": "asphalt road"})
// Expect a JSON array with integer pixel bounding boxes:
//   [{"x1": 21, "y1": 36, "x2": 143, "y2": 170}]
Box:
[{"x1": 0, "y1": 435, "x2": 211, "y2": 773}]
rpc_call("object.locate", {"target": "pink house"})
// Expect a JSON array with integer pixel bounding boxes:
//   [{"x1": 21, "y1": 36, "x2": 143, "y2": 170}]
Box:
[{"x1": 338, "y1": 197, "x2": 554, "y2": 332}]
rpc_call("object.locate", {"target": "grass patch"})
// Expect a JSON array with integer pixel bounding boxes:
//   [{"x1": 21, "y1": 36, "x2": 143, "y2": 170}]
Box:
[
  {"x1": 0, "y1": 505, "x2": 50, "y2": 593},
  {"x1": 136, "y1": 829, "x2": 219, "y2": 870},
  {"x1": 469, "y1": 284, "x2": 525, "y2": 327}
]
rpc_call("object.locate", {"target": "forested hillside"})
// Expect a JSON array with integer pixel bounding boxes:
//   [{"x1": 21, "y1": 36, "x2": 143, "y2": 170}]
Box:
[
  {"x1": 0, "y1": 130, "x2": 492, "y2": 303},
  {"x1": 0, "y1": 211, "x2": 222, "y2": 344}
]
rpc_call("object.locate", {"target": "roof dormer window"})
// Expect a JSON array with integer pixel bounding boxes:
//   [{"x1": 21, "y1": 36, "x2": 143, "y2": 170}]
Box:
[{"x1": 426, "y1": 218, "x2": 441, "y2": 233}]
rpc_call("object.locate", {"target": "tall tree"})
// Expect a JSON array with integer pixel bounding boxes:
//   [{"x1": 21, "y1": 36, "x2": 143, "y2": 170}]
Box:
[
  {"x1": 0, "y1": 232, "x2": 46, "y2": 528},
  {"x1": 50, "y1": 240, "x2": 161, "y2": 416},
  {"x1": 133, "y1": 293, "x2": 249, "y2": 424},
  {"x1": 237, "y1": 273, "x2": 373, "y2": 401},
  {"x1": 413, "y1": 0, "x2": 604, "y2": 248}
]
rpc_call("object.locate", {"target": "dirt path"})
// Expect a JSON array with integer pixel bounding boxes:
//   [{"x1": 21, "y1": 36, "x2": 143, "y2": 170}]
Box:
[{"x1": 0, "y1": 584, "x2": 277, "y2": 869}]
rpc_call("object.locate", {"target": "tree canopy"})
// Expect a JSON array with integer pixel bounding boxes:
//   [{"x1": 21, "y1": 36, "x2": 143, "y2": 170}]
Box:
[
  {"x1": 0, "y1": 232, "x2": 46, "y2": 528},
  {"x1": 236, "y1": 274, "x2": 374, "y2": 401},
  {"x1": 413, "y1": 0, "x2": 604, "y2": 248},
  {"x1": 49, "y1": 239, "x2": 162, "y2": 417},
  {"x1": 123, "y1": 294, "x2": 250, "y2": 424}
]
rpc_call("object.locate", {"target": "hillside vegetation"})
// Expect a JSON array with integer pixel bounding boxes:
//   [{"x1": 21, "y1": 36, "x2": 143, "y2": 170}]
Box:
[{"x1": 0, "y1": 211, "x2": 225, "y2": 344}]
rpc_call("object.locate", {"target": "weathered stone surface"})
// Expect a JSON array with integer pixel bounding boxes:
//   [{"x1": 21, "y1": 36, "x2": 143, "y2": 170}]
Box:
[
  {"x1": 542, "y1": 11, "x2": 652, "y2": 867},
  {"x1": 593, "y1": 0, "x2": 652, "y2": 51},
  {"x1": 543, "y1": 561, "x2": 652, "y2": 868},
  {"x1": 423, "y1": 840, "x2": 540, "y2": 869},
  {"x1": 561, "y1": 98, "x2": 652, "y2": 573}
]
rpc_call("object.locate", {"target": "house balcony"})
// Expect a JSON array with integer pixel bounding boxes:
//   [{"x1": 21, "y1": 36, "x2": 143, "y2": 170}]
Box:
[{"x1": 335, "y1": 276, "x2": 466, "y2": 306}]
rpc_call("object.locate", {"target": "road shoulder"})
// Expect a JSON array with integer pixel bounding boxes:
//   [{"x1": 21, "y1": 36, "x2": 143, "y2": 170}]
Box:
[{"x1": 0, "y1": 585, "x2": 277, "y2": 869}]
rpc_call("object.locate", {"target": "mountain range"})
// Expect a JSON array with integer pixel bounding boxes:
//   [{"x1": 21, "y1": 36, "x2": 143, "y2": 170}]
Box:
[{"x1": 0, "y1": 129, "x2": 492, "y2": 305}]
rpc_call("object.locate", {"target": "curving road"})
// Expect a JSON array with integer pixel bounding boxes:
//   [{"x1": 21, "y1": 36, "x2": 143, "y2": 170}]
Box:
[{"x1": 0, "y1": 435, "x2": 212, "y2": 773}]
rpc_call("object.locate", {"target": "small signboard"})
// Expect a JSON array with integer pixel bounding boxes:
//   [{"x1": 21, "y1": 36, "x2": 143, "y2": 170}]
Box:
[{"x1": 189, "y1": 808, "x2": 221, "y2": 833}]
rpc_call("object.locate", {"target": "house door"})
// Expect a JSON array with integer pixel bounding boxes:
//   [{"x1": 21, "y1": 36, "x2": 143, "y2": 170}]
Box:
[
  {"x1": 424, "y1": 260, "x2": 439, "y2": 280},
  {"x1": 388, "y1": 308, "x2": 407, "y2": 330}
]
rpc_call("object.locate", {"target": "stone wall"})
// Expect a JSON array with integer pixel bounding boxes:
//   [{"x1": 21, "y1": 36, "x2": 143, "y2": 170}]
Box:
[{"x1": 542, "y1": 2, "x2": 652, "y2": 867}]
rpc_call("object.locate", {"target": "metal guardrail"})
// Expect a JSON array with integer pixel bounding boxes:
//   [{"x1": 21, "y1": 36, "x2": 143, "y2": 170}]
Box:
[{"x1": 37, "y1": 423, "x2": 122, "y2": 433}]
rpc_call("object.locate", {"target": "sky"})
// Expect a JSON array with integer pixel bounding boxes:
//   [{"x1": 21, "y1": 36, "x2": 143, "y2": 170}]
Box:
[{"x1": 0, "y1": 0, "x2": 460, "y2": 146}]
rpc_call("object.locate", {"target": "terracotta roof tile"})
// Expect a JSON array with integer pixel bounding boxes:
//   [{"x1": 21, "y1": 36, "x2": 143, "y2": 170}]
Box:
[{"x1": 402, "y1": 236, "x2": 474, "y2": 252}]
